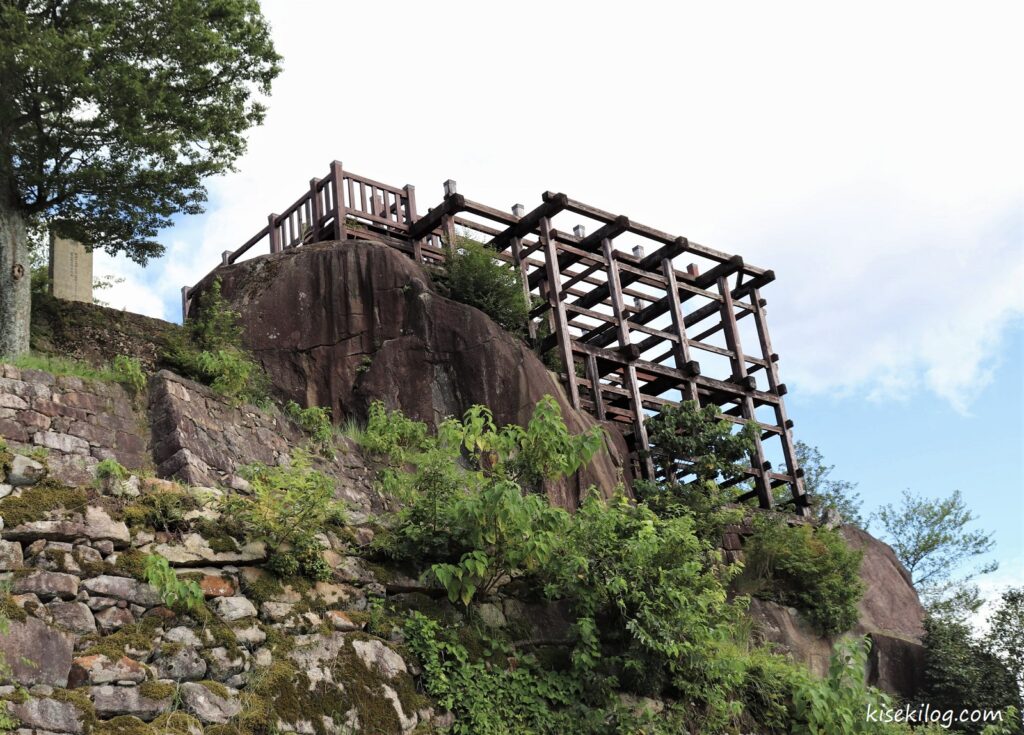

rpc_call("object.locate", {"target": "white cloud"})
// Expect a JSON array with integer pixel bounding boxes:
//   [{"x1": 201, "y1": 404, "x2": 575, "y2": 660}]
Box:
[{"x1": 97, "y1": 0, "x2": 1023, "y2": 411}]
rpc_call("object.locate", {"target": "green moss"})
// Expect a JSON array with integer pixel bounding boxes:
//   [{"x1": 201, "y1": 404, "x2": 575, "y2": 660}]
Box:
[
  {"x1": 0, "y1": 480, "x2": 88, "y2": 528},
  {"x1": 138, "y1": 680, "x2": 176, "y2": 701},
  {"x1": 93, "y1": 715, "x2": 154, "y2": 735},
  {"x1": 0, "y1": 439, "x2": 12, "y2": 478},
  {"x1": 191, "y1": 520, "x2": 238, "y2": 554},
  {"x1": 203, "y1": 725, "x2": 241, "y2": 735},
  {"x1": 122, "y1": 488, "x2": 197, "y2": 532},
  {"x1": 50, "y1": 687, "x2": 99, "y2": 733},
  {"x1": 112, "y1": 548, "x2": 149, "y2": 581},
  {"x1": 189, "y1": 605, "x2": 240, "y2": 656},
  {"x1": 198, "y1": 680, "x2": 230, "y2": 700},
  {"x1": 0, "y1": 593, "x2": 28, "y2": 623},
  {"x1": 237, "y1": 573, "x2": 283, "y2": 607},
  {"x1": 80, "y1": 617, "x2": 162, "y2": 660}
]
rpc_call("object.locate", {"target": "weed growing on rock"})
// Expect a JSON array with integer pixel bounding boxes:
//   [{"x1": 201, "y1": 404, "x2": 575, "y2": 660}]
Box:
[
  {"x1": 222, "y1": 449, "x2": 346, "y2": 581},
  {"x1": 110, "y1": 354, "x2": 147, "y2": 395},
  {"x1": 284, "y1": 400, "x2": 335, "y2": 458},
  {"x1": 144, "y1": 554, "x2": 204, "y2": 613}
]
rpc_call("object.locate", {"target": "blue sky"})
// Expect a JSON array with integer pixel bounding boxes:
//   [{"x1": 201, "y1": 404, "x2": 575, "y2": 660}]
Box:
[{"x1": 92, "y1": 0, "x2": 1023, "y2": 606}]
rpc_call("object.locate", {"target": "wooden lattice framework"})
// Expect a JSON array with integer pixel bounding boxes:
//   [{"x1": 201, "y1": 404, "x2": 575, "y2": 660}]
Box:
[{"x1": 183, "y1": 161, "x2": 809, "y2": 513}]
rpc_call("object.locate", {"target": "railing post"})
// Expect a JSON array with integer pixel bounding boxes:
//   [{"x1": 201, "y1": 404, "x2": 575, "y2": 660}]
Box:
[
  {"x1": 510, "y1": 203, "x2": 535, "y2": 340},
  {"x1": 330, "y1": 160, "x2": 346, "y2": 241},
  {"x1": 181, "y1": 286, "x2": 191, "y2": 321},
  {"x1": 268, "y1": 213, "x2": 281, "y2": 253},
  {"x1": 309, "y1": 178, "x2": 322, "y2": 243},
  {"x1": 405, "y1": 184, "x2": 422, "y2": 262},
  {"x1": 540, "y1": 215, "x2": 580, "y2": 410},
  {"x1": 441, "y1": 179, "x2": 458, "y2": 256},
  {"x1": 221, "y1": 251, "x2": 231, "y2": 266}
]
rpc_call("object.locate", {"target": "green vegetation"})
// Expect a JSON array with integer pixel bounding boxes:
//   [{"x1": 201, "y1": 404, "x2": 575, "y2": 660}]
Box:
[
  {"x1": 918, "y1": 614, "x2": 1023, "y2": 734},
  {"x1": 874, "y1": 489, "x2": 997, "y2": 616},
  {"x1": 360, "y1": 398, "x2": 896, "y2": 733},
  {"x1": 143, "y1": 554, "x2": 204, "y2": 613},
  {"x1": 740, "y1": 516, "x2": 864, "y2": 636},
  {"x1": 284, "y1": 400, "x2": 336, "y2": 457},
  {"x1": 163, "y1": 280, "x2": 268, "y2": 406},
  {"x1": 110, "y1": 355, "x2": 147, "y2": 395},
  {"x1": 796, "y1": 440, "x2": 864, "y2": 527},
  {"x1": 95, "y1": 458, "x2": 129, "y2": 482},
  {"x1": 221, "y1": 450, "x2": 346, "y2": 581},
  {"x1": 0, "y1": 479, "x2": 87, "y2": 528},
  {"x1": 122, "y1": 485, "x2": 198, "y2": 533},
  {"x1": 436, "y1": 235, "x2": 530, "y2": 336}
]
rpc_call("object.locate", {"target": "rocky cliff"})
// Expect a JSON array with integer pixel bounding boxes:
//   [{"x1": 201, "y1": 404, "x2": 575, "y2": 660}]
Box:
[{"x1": 0, "y1": 239, "x2": 929, "y2": 733}]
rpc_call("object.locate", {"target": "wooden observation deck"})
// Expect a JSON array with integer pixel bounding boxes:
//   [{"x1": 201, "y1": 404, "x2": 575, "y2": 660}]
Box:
[{"x1": 183, "y1": 161, "x2": 809, "y2": 514}]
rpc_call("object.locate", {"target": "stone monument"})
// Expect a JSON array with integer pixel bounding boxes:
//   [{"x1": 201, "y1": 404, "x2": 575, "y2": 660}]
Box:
[{"x1": 49, "y1": 235, "x2": 93, "y2": 303}]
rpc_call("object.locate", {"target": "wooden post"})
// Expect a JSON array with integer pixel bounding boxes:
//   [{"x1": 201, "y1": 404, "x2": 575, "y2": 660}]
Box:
[
  {"x1": 180, "y1": 286, "x2": 191, "y2": 321},
  {"x1": 585, "y1": 354, "x2": 606, "y2": 421},
  {"x1": 441, "y1": 179, "x2": 458, "y2": 256},
  {"x1": 603, "y1": 238, "x2": 654, "y2": 479},
  {"x1": 718, "y1": 275, "x2": 772, "y2": 509},
  {"x1": 309, "y1": 178, "x2": 322, "y2": 243},
  {"x1": 510, "y1": 203, "x2": 535, "y2": 340},
  {"x1": 405, "y1": 184, "x2": 422, "y2": 262},
  {"x1": 751, "y1": 289, "x2": 808, "y2": 513},
  {"x1": 662, "y1": 258, "x2": 700, "y2": 403},
  {"x1": 268, "y1": 213, "x2": 281, "y2": 254},
  {"x1": 330, "y1": 160, "x2": 346, "y2": 241},
  {"x1": 540, "y1": 216, "x2": 580, "y2": 409}
]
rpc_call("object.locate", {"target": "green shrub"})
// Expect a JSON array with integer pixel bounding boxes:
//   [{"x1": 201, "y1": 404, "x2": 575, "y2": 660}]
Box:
[
  {"x1": 122, "y1": 486, "x2": 198, "y2": 533},
  {"x1": 360, "y1": 400, "x2": 430, "y2": 463},
  {"x1": 222, "y1": 450, "x2": 346, "y2": 581},
  {"x1": 144, "y1": 554, "x2": 204, "y2": 613},
  {"x1": 284, "y1": 400, "x2": 335, "y2": 457},
  {"x1": 95, "y1": 458, "x2": 129, "y2": 482},
  {"x1": 437, "y1": 235, "x2": 529, "y2": 336},
  {"x1": 111, "y1": 355, "x2": 147, "y2": 395},
  {"x1": 163, "y1": 279, "x2": 268, "y2": 405},
  {"x1": 741, "y1": 516, "x2": 864, "y2": 636}
]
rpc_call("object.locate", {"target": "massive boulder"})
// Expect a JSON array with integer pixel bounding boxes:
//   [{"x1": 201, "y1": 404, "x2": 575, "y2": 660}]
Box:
[
  {"x1": 747, "y1": 524, "x2": 926, "y2": 698},
  {"x1": 196, "y1": 239, "x2": 628, "y2": 508}
]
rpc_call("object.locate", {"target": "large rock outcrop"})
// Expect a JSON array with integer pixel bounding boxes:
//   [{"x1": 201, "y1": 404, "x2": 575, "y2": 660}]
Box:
[
  {"x1": 195, "y1": 240, "x2": 628, "y2": 508},
  {"x1": 747, "y1": 523, "x2": 926, "y2": 698}
]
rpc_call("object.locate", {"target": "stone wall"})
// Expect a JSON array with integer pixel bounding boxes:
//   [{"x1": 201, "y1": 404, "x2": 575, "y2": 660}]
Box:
[{"x1": 0, "y1": 365, "x2": 149, "y2": 487}]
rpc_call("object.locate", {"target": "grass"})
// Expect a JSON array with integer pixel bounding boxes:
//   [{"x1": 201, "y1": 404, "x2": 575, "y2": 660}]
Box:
[{"x1": 2, "y1": 352, "x2": 148, "y2": 394}]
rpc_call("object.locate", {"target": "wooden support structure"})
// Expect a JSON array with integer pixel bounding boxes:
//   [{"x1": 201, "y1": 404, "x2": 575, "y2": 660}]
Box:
[{"x1": 185, "y1": 159, "x2": 811, "y2": 515}]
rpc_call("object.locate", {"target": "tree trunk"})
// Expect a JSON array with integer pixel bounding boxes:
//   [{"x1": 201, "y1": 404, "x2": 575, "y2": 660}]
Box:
[{"x1": 0, "y1": 191, "x2": 30, "y2": 358}]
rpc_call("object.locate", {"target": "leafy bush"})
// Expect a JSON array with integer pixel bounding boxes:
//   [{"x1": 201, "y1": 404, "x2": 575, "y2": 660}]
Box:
[
  {"x1": 122, "y1": 486, "x2": 198, "y2": 533},
  {"x1": 918, "y1": 614, "x2": 1023, "y2": 734},
  {"x1": 284, "y1": 400, "x2": 335, "y2": 457},
  {"x1": 221, "y1": 450, "x2": 346, "y2": 581},
  {"x1": 144, "y1": 554, "x2": 204, "y2": 613},
  {"x1": 437, "y1": 235, "x2": 530, "y2": 336},
  {"x1": 95, "y1": 458, "x2": 128, "y2": 481},
  {"x1": 741, "y1": 516, "x2": 864, "y2": 636},
  {"x1": 163, "y1": 279, "x2": 268, "y2": 405},
  {"x1": 371, "y1": 397, "x2": 603, "y2": 604},
  {"x1": 111, "y1": 354, "x2": 146, "y2": 395}
]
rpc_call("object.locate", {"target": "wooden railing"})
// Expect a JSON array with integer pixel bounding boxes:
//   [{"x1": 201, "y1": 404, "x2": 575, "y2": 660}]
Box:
[{"x1": 183, "y1": 160, "x2": 810, "y2": 515}]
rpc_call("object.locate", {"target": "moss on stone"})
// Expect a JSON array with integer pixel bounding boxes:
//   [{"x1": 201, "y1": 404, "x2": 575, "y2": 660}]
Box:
[
  {"x1": 93, "y1": 715, "x2": 154, "y2": 735},
  {"x1": 0, "y1": 440, "x2": 13, "y2": 478},
  {"x1": 80, "y1": 617, "x2": 162, "y2": 660},
  {"x1": 237, "y1": 573, "x2": 283, "y2": 607},
  {"x1": 198, "y1": 680, "x2": 230, "y2": 700},
  {"x1": 51, "y1": 686, "x2": 99, "y2": 733},
  {"x1": 0, "y1": 480, "x2": 88, "y2": 528},
  {"x1": 151, "y1": 711, "x2": 202, "y2": 735},
  {"x1": 113, "y1": 548, "x2": 149, "y2": 581},
  {"x1": 138, "y1": 680, "x2": 176, "y2": 701},
  {"x1": 0, "y1": 592, "x2": 29, "y2": 623}
]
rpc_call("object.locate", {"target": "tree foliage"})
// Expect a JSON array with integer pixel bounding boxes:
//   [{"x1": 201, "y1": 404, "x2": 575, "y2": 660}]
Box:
[
  {"x1": 873, "y1": 489, "x2": 996, "y2": 611},
  {"x1": 795, "y1": 440, "x2": 864, "y2": 527},
  {"x1": 436, "y1": 235, "x2": 530, "y2": 336},
  {"x1": 0, "y1": 0, "x2": 280, "y2": 259},
  {"x1": 986, "y1": 587, "x2": 1024, "y2": 698}
]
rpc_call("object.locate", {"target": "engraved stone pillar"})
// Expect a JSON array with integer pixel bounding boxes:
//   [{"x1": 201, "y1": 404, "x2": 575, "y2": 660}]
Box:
[{"x1": 49, "y1": 235, "x2": 93, "y2": 303}]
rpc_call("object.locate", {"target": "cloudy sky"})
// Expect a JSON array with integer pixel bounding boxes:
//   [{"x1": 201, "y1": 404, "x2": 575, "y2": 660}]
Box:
[{"x1": 95, "y1": 1, "x2": 1023, "y2": 601}]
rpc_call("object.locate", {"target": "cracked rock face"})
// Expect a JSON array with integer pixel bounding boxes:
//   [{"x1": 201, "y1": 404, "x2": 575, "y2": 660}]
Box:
[{"x1": 199, "y1": 239, "x2": 628, "y2": 509}]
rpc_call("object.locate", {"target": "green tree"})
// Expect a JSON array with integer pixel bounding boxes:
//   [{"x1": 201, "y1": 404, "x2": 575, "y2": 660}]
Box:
[
  {"x1": 0, "y1": 0, "x2": 281, "y2": 357},
  {"x1": 795, "y1": 440, "x2": 864, "y2": 527},
  {"x1": 986, "y1": 587, "x2": 1024, "y2": 697},
  {"x1": 872, "y1": 489, "x2": 996, "y2": 613}
]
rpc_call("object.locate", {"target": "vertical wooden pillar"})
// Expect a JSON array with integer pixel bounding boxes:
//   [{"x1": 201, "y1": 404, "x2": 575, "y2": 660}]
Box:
[
  {"x1": 750, "y1": 289, "x2": 808, "y2": 513},
  {"x1": 309, "y1": 178, "x2": 322, "y2": 243},
  {"x1": 405, "y1": 184, "x2": 422, "y2": 262},
  {"x1": 268, "y1": 213, "x2": 281, "y2": 254},
  {"x1": 510, "y1": 204, "x2": 535, "y2": 340},
  {"x1": 540, "y1": 216, "x2": 580, "y2": 409},
  {"x1": 180, "y1": 286, "x2": 191, "y2": 321},
  {"x1": 585, "y1": 354, "x2": 606, "y2": 421},
  {"x1": 718, "y1": 275, "x2": 772, "y2": 509},
  {"x1": 661, "y1": 258, "x2": 700, "y2": 403},
  {"x1": 603, "y1": 238, "x2": 654, "y2": 478},
  {"x1": 330, "y1": 160, "x2": 347, "y2": 241}
]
